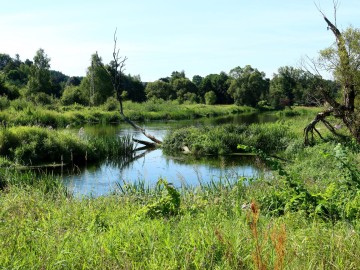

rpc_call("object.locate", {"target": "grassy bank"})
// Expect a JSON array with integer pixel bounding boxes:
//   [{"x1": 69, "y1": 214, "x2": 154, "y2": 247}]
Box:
[
  {"x1": 0, "y1": 171, "x2": 359, "y2": 269},
  {"x1": 0, "y1": 100, "x2": 253, "y2": 128},
  {"x1": 1, "y1": 109, "x2": 360, "y2": 268},
  {"x1": 0, "y1": 126, "x2": 134, "y2": 166}
]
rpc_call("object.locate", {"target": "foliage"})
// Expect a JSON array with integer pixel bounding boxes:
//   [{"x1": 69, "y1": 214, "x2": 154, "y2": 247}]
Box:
[
  {"x1": 248, "y1": 143, "x2": 360, "y2": 221},
  {"x1": 163, "y1": 122, "x2": 294, "y2": 155},
  {"x1": 145, "y1": 80, "x2": 175, "y2": 100},
  {"x1": 0, "y1": 95, "x2": 10, "y2": 111},
  {"x1": 137, "y1": 179, "x2": 181, "y2": 218},
  {"x1": 269, "y1": 66, "x2": 338, "y2": 109},
  {"x1": 1, "y1": 167, "x2": 360, "y2": 269},
  {"x1": 121, "y1": 74, "x2": 146, "y2": 102},
  {"x1": 103, "y1": 96, "x2": 119, "y2": 111},
  {"x1": 228, "y1": 65, "x2": 269, "y2": 107},
  {"x1": 0, "y1": 126, "x2": 134, "y2": 166},
  {"x1": 27, "y1": 48, "x2": 52, "y2": 95},
  {"x1": 204, "y1": 90, "x2": 217, "y2": 105},
  {"x1": 172, "y1": 77, "x2": 198, "y2": 104},
  {"x1": 78, "y1": 54, "x2": 114, "y2": 106},
  {"x1": 200, "y1": 72, "x2": 232, "y2": 104},
  {"x1": 61, "y1": 85, "x2": 88, "y2": 105}
]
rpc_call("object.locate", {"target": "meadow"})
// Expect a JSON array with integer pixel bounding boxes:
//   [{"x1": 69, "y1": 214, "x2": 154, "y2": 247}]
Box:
[{"x1": 0, "y1": 105, "x2": 359, "y2": 269}]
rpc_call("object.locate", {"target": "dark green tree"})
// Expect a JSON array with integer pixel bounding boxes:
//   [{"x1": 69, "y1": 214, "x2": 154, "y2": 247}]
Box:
[
  {"x1": 204, "y1": 90, "x2": 217, "y2": 105},
  {"x1": 0, "y1": 53, "x2": 13, "y2": 71},
  {"x1": 171, "y1": 78, "x2": 198, "y2": 103},
  {"x1": 79, "y1": 54, "x2": 114, "y2": 106},
  {"x1": 61, "y1": 85, "x2": 88, "y2": 105},
  {"x1": 122, "y1": 74, "x2": 146, "y2": 102},
  {"x1": 200, "y1": 72, "x2": 232, "y2": 104},
  {"x1": 227, "y1": 65, "x2": 269, "y2": 107},
  {"x1": 192, "y1": 75, "x2": 203, "y2": 88},
  {"x1": 145, "y1": 80, "x2": 174, "y2": 100},
  {"x1": 170, "y1": 70, "x2": 185, "y2": 83},
  {"x1": 27, "y1": 49, "x2": 52, "y2": 95}
]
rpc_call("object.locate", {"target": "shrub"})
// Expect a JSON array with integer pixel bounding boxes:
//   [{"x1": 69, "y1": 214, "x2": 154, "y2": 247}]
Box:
[
  {"x1": 61, "y1": 86, "x2": 88, "y2": 105},
  {"x1": 103, "y1": 96, "x2": 119, "y2": 111},
  {"x1": 0, "y1": 95, "x2": 10, "y2": 111},
  {"x1": 204, "y1": 91, "x2": 217, "y2": 105}
]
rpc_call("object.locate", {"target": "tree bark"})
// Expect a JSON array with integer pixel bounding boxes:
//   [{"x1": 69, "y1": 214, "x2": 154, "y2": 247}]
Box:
[{"x1": 304, "y1": 12, "x2": 360, "y2": 145}]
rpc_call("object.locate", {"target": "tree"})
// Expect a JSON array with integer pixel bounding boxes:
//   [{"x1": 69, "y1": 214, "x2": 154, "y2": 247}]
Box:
[
  {"x1": 170, "y1": 70, "x2": 185, "y2": 83},
  {"x1": 27, "y1": 49, "x2": 52, "y2": 94},
  {"x1": 0, "y1": 54, "x2": 12, "y2": 71},
  {"x1": 192, "y1": 75, "x2": 203, "y2": 88},
  {"x1": 228, "y1": 65, "x2": 269, "y2": 107},
  {"x1": 61, "y1": 85, "x2": 88, "y2": 105},
  {"x1": 304, "y1": 9, "x2": 360, "y2": 145},
  {"x1": 171, "y1": 78, "x2": 198, "y2": 103},
  {"x1": 122, "y1": 74, "x2": 146, "y2": 102},
  {"x1": 200, "y1": 73, "x2": 232, "y2": 104},
  {"x1": 98, "y1": 29, "x2": 161, "y2": 145},
  {"x1": 80, "y1": 54, "x2": 113, "y2": 106},
  {"x1": 204, "y1": 91, "x2": 217, "y2": 105},
  {"x1": 145, "y1": 80, "x2": 174, "y2": 100}
]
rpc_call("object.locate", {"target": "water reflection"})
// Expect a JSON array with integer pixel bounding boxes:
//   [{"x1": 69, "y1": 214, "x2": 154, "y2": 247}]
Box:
[
  {"x1": 63, "y1": 149, "x2": 261, "y2": 197},
  {"x1": 62, "y1": 113, "x2": 276, "y2": 196}
]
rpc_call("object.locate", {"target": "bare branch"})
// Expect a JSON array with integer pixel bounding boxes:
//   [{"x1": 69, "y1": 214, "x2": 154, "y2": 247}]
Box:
[{"x1": 97, "y1": 28, "x2": 162, "y2": 146}]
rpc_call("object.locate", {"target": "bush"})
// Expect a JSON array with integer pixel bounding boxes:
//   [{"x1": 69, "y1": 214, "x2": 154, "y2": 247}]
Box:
[
  {"x1": 103, "y1": 96, "x2": 119, "y2": 111},
  {"x1": 204, "y1": 91, "x2": 217, "y2": 105},
  {"x1": 0, "y1": 95, "x2": 10, "y2": 111},
  {"x1": 163, "y1": 122, "x2": 294, "y2": 155},
  {"x1": 61, "y1": 86, "x2": 88, "y2": 105}
]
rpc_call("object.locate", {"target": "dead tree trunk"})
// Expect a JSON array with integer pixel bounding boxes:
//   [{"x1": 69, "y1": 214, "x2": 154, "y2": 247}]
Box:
[
  {"x1": 304, "y1": 12, "x2": 360, "y2": 145},
  {"x1": 97, "y1": 29, "x2": 162, "y2": 147}
]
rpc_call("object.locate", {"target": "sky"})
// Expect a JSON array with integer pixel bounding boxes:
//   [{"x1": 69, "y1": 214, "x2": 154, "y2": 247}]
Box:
[{"x1": 1, "y1": 0, "x2": 360, "y2": 82}]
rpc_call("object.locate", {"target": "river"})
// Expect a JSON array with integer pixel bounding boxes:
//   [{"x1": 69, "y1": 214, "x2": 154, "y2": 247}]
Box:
[{"x1": 62, "y1": 113, "x2": 277, "y2": 196}]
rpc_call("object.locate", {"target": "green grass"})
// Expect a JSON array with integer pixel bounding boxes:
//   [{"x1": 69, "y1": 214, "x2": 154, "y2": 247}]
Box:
[
  {"x1": 0, "y1": 108, "x2": 360, "y2": 269},
  {"x1": 163, "y1": 122, "x2": 296, "y2": 155},
  {"x1": 0, "y1": 126, "x2": 134, "y2": 166},
  {"x1": 1, "y1": 172, "x2": 360, "y2": 269},
  {"x1": 0, "y1": 99, "x2": 254, "y2": 128}
]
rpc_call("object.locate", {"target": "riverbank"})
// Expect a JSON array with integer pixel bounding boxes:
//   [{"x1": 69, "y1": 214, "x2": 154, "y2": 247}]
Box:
[
  {"x1": 0, "y1": 169, "x2": 359, "y2": 269},
  {"x1": 0, "y1": 100, "x2": 254, "y2": 128},
  {"x1": 1, "y1": 108, "x2": 359, "y2": 268}
]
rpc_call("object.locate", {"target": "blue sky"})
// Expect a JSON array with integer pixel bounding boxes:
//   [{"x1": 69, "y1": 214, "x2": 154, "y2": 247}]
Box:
[{"x1": 1, "y1": 1, "x2": 359, "y2": 81}]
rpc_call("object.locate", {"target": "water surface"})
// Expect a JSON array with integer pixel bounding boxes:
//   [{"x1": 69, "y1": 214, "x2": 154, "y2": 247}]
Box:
[{"x1": 63, "y1": 113, "x2": 276, "y2": 196}]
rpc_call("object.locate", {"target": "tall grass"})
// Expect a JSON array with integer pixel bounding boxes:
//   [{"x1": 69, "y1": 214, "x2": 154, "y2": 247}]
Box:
[
  {"x1": 0, "y1": 99, "x2": 254, "y2": 127},
  {"x1": 163, "y1": 122, "x2": 295, "y2": 155},
  {"x1": 1, "y1": 174, "x2": 360, "y2": 269},
  {"x1": 0, "y1": 126, "x2": 134, "y2": 166}
]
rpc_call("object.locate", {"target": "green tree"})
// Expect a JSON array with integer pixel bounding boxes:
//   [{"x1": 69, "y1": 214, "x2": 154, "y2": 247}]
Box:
[
  {"x1": 228, "y1": 65, "x2": 269, "y2": 107},
  {"x1": 145, "y1": 80, "x2": 174, "y2": 100},
  {"x1": 0, "y1": 53, "x2": 13, "y2": 71},
  {"x1": 172, "y1": 78, "x2": 198, "y2": 103},
  {"x1": 170, "y1": 70, "x2": 185, "y2": 83},
  {"x1": 200, "y1": 72, "x2": 232, "y2": 104},
  {"x1": 122, "y1": 74, "x2": 146, "y2": 102},
  {"x1": 61, "y1": 85, "x2": 88, "y2": 105},
  {"x1": 27, "y1": 49, "x2": 52, "y2": 95},
  {"x1": 79, "y1": 54, "x2": 114, "y2": 106},
  {"x1": 204, "y1": 90, "x2": 217, "y2": 105},
  {"x1": 192, "y1": 75, "x2": 203, "y2": 88}
]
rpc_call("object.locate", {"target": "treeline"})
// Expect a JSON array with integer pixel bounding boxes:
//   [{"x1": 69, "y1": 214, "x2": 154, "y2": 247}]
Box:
[{"x1": 0, "y1": 49, "x2": 340, "y2": 109}]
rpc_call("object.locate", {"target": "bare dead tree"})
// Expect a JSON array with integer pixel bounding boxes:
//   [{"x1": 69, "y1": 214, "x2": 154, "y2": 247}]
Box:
[
  {"x1": 304, "y1": 5, "x2": 360, "y2": 145},
  {"x1": 97, "y1": 29, "x2": 162, "y2": 146}
]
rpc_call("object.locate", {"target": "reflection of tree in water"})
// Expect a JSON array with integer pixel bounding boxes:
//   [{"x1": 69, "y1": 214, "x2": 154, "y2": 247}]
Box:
[
  {"x1": 106, "y1": 146, "x2": 155, "y2": 171},
  {"x1": 163, "y1": 152, "x2": 259, "y2": 169}
]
